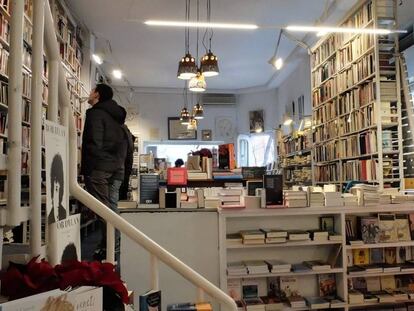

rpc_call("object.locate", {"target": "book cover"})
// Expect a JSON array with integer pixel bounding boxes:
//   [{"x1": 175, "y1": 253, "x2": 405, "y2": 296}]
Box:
[
  {"x1": 279, "y1": 276, "x2": 299, "y2": 298},
  {"x1": 267, "y1": 277, "x2": 281, "y2": 298},
  {"x1": 366, "y1": 276, "x2": 381, "y2": 292},
  {"x1": 370, "y1": 248, "x2": 384, "y2": 264},
  {"x1": 318, "y1": 274, "x2": 336, "y2": 297},
  {"x1": 378, "y1": 214, "x2": 398, "y2": 243},
  {"x1": 395, "y1": 214, "x2": 411, "y2": 241},
  {"x1": 139, "y1": 290, "x2": 161, "y2": 311},
  {"x1": 353, "y1": 248, "x2": 370, "y2": 265},
  {"x1": 359, "y1": 216, "x2": 380, "y2": 244},
  {"x1": 381, "y1": 275, "x2": 396, "y2": 291},
  {"x1": 409, "y1": 214, "x2": 414, "y2": 240},
  {"x1": 397, "y1": 246, "x2": 412, "y2": 263},
  {"x1": 263, "y1": 175, "x2": 283, "y2": 205},
  {"x1": 384, "y1": 247, "x2": 397, "y2": 265}
]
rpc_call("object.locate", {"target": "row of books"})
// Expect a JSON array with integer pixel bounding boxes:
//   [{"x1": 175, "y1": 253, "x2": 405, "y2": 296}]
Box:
[
  {"x1": 337, "y1": 34, "x2": 374, "y2": 70},
  {"x1": 277, "y1": 130, "x2": 312, "y2": 157},
  {"x1": 348, "y1": 288, "x2": 414, "y2": 306},
  {"x1": 346, "y1": 212, "x2": 413, "y2": 245},
  {"x1": 22, "y1": 71, "x2": 31, "y2": 99},
  {"x1": 314, "y1": 163, "x2": 340, "y2": 183},
  {"x1": 337, "y1": 52, "x2": 375, "y2": 92},
  {"x1": 311, "y1": 35, "x2": 335, "y2": 68},
  {"x1": 0, "y1": 47, "x2": 8, "y2": 78},
  {"x1": 284, "y1": 167, "x2": 312, "y2": 185},
  {"x1": 312, "y1": 57, "x2": 336, "y2": 88},
  {"x1": 229, "y1": 274, "x2": 344, "y2": 310},
  {"x1": 0, "y1": 12, "x2": 9, "y2": 45},
  {"x1": 312, "y1": 77, "x2": 337, "y2": 106},
  {"x1": 22, "y1": 99, "x2": 30, "y2": 124},
  {"x1": 279, "y1": 154, "x2": 311, "y2": 167}
]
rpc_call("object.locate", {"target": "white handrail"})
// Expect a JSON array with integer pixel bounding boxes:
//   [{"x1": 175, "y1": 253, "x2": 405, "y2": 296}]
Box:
[
  {"x1": 6, "y1": 0, "x2": 24, "y2": 226},
  {"x1": 30, "y1": 0, "x2": 45, "y2": 258},
  {"x1": 43, "y1": 2, "x2": 237, "y2": 310}
]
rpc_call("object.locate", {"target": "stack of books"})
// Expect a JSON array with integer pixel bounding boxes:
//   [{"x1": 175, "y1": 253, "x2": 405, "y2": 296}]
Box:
[
  {"x1": 324, "y1": 191, "x2": 342, "y2": 207},
  {"x1": 265, "y1": 260, "x2": 292, "y2": 273},
  {"x1": 351, "y1": 184, "x2": 380, "y2": 206},
  {"x1": 284, "y1": 190, "x2": 307, "y2": 208},
  {"x1": 288, "y1": 296, "x2": 307, "y2": 309},
  {"x1": 392, "y1": 193, "x2": 414, "y2": 203},
  {"x1": 309, "y1": 230, "x2": 329, "y2": 241},
  {"x1": 226, "y1": 233, "x2": 242, "y2": 246},
  {"x1": 303, "y1": 260, "x2": 331, "y2": 271},
  {"x1": 260, "y1": 228, "x2": 287, "y2": 244},
  {"x1": 305, "y1": 297, "x2": 330, "y2": 309},
  {"x1": 242, "y1": 298, "x2": 265, "y2": 311},
  {"x1": 342, "y1": 193, "x2": 358, "y2": 206},
  {"x1": 288, "y1": 230, "x2": 310, "y2": 241},
  {"x1": 240, "y1": 230, "x2": 265, "y2": 245},
  {"x1": 379, "y1": 193, "x2": 392, "y2": 204},
  {"x1": 3, "y1": 229, "x2": 13, "y2": 243},
  {"x1": 227, "y1": 262, "x2": 247, "y2": 276},
  {"x1": 309, "y1": 191, "x2": 325, "y2": 207},
  {"x1": 244, "y1": 260, "x2": 269, "y2": 275},
  {"x1": 187, "y1": 170, "x2": 208, "y2": 180},
  {"x1": 219, "y1": 188, "x2": 243, "y2": 208}
]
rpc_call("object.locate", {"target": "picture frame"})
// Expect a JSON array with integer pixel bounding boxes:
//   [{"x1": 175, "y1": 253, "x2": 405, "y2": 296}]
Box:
[
  {"x1": 319, "y1": 216, "x2": 335, "y2": 233},
  {"x1": 168, "y1": 117, "x2": 197, "y2": 140},
  {"x1": 201, "y1": 129, "x2": 212, "y2": 141},
  {"x1": 249, "y1": 110, "x2": 264, "y2": 134}
]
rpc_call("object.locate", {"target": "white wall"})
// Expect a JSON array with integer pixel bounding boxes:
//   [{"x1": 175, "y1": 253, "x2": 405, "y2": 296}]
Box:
[
  {"x1": 116, "y1": 91, "x2": 237, "y2": 148},
  {"x1": 277, "y1": 56, "x2": 312, "y2": 121}
]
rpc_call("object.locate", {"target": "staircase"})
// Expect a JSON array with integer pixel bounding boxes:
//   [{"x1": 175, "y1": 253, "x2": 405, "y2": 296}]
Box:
[{"x1": 0, "y1": 1, "x2": 237, "y2": 310}]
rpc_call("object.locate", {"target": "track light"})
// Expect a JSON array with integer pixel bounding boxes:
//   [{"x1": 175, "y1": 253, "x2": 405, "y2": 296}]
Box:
[
  {"x1": 268, "y1": 56, "x2": 283, "y2": 70},
  {"x1": 92, "y1": 54, "x2": 103, "y2": 65}
]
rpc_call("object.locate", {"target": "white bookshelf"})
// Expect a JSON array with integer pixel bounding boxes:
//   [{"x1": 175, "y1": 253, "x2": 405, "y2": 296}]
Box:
[
  {"x1": 219, "y1": 203, "x2": 414, "y2": 310},
  {"x1": 310, "y1": 0, "x2": 404, "y2": 190}
]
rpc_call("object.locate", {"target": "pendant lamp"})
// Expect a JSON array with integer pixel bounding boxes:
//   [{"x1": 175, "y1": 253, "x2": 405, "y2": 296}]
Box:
[
  {"x1": 180, "y1": 107, "x2": 191, "y2": 125},
  {"x1": 189, "y1": 71, "x2": 206, "y2": 92},
  {"x1": 193, "y1": 102, "x2": 204, "y2": 119},
  {"x1": 187, "y1": 117, "x2": 197, "y2": 130},
  {"x1": 200, "y1": 50, "x2": 219, "y2": 77}
]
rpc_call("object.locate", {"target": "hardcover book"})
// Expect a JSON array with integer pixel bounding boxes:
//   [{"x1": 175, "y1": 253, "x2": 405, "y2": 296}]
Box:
[
  {"x1": 378, "y1": 214, "x2": 398, "y2": 243},
  {"x1": 139, "y1": 290, "x2": 161, "y2": 311},
  {"x1": 353, "y1": 248, "x2": 370, "y2": 266},
  {"x1": 318, "y1": 274, "x2": 336, "y2": 297},
  {"x1": 370, "y1": 248, "x2": 384, "y2": 264},
  {"x1": 397, "y1": 246, "x2": 412, "y2": 263},
  {"x1": 395, "y1": 214, "x2": 411, "y2": 241},
  {"x1": 359, "y1": 216, "x2": 380, "y2": 244},
  {"x1": 384, "y1": 247, "x2": 397, "y2": 265},
  {"x1": 280, "y1": 276, "x2": 300, "y2": 298},
  {"x1": 263, "y1": 175, "x2": 283, "y2": 205}
]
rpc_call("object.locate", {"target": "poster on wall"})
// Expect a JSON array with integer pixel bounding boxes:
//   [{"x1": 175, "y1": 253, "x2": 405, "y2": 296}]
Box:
[
  {"x1": 168, "y1": 117, "x2": 197, "y2": 140},
  {"x1": 215, "y1": 116, "x2": 236, "y2": 142},
  {"x1": 249, "y1": 110, "x2": 264, "y2": 134},
  {"x1": 45, "y1": 120, "x2": 80, "y2": 265}
]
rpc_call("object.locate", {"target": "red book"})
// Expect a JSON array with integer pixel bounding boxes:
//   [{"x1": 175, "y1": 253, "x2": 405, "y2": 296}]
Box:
[
  {"x1": 361, "y1": 160, "x2": 367, "y2": 181},
  {"x1": 167, "y1": 167, "x2": 188, "y2": 185}
]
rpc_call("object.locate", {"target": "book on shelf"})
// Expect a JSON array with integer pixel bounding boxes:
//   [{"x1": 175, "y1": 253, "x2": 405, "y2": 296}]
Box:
[
  {"x1": 304, "y1": 297, "x2": 329, "y2": 309},
  {"x1": 380, "y1": 275, "x2": 397, "y2": 291},
  {"x1": 287, "y1": 230, "x2": 310, "y2": 241},
  {"x1": 291, "y1": 263, "x2": 312, "y2": 273},
  {"x1": 370, "y1": 248, "x2": 384, "y2": 264},
  {"x1": 227, "y1": 279, "x2": 242, "y2": 301},
  {"x1": 139, "y1": 290, "x2": 161, "y2": 311},
  {"x1": 353, "y1": 248, "x2": 370, "y2": 265},
  {"x1": 283, "y1": 190, "x2": 307, "y2": 208},
  {"x1": 308, "y1": 230, "x2": 329, "y2": 241},
  {"x1": 318, "y1": 273, "x2": 336, "y2": 297},
  {"x1": 259, "y1": 296, "x2": 283, "y2": 311},
  {"x1": 242, "y1": 298, "x2": 265, "y2": 311},
  {"x1": 303, "y1": 260, "x2": 331, "y2": 271},
  {"x1": 243, "y1": 260, "x2": 269, "y2": 275},
  {"x1": 378, "y1": 213, "x2": 398, "y2": 242},
  {"x1": 287, "y1": 296, "x2": 306, "y2": 309},
  {"x1": 263, "y1": 175, "x2": 283, "y2": 206},
  {"x1": 396, "y1": 246, "x2": 412, "y2": 263},
  {"x1": 279, "y1": 276, "x2": 300, "y2": 298},
  {"x1": 240, "y1": 230, "x2": 265, "y2": 241},
  {"x1": 265, "y1": 260, "x2": 291, "y2": 274},
  {"x1": 358, "y1": 216, "x2": 380, "y2": 244},
  {"x1": 227, "y1": 262, "x2": 248, "y2": 276},
  {"x1": 260, "y1": 229, "x2": 287, "y2": 239},
  {"x1": 226, "y1": 233, "x2": 242, "y2": 246},
  {"x1": 395, "y1": 214, "x2": 411, "y2": 241}
]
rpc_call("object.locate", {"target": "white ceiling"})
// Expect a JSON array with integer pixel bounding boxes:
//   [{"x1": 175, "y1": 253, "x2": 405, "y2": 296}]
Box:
[{"x1": 67, "y1": 0, "x2": 414, "y2": 91}]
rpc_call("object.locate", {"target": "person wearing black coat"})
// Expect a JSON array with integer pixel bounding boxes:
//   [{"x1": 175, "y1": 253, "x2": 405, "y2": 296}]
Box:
[{"x1": 81, "y1": 83, "x2": 132, "y2": 265}]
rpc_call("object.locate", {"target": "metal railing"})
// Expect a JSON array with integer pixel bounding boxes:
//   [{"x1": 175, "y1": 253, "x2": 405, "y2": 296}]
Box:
[{"x1": 3, "y1": 1, "x2": 237, "y2": 310}]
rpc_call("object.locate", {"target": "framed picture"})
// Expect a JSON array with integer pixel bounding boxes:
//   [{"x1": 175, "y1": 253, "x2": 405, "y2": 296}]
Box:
[
  {"x1": 168, "y1": 117, "x2": 197, "y2": 140},
  {"x1": 249, "y1": 110, "x2": 264, "y2": 133},
  {"x1": 201, "y1": 129, "x2": 212, "y2": 141},
  {"x1": 319, "y1": 216, "x2": 335, "y2": 233}
]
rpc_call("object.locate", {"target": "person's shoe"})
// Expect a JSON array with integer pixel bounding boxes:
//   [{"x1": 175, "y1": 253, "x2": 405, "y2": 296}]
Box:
[{"x1": 93, "y1": 248, "x2": 106, "y2": 261}]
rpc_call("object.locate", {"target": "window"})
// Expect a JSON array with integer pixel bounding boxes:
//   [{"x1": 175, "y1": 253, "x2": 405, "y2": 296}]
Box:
[{"x1": 237, "y1": 133, "x2": 274, "y2": 167}]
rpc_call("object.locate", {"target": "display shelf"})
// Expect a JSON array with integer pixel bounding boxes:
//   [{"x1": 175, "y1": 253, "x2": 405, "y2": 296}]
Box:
[
  {"x1": 347, "y1": 270, "x2": 414, "y2": 278},
  {"x1": 346, "y1": 240, "x2": 414, "y2": 250},
  {"x1": 348, "y1": 300, "x2": 412, "y2": 308},
  {"x1": 227, "y1": 268, "x2": 344, "y2": 279},
  {"x1": 227, "y1": 240, "x2": 342, "y2": 249}
]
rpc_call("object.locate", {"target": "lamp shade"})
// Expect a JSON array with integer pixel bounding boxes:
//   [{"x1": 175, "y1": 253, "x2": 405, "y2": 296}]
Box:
[
  {"x1": 200, "y1": 50, "x2": 219, "y2": 77},
  {"x1": 193, "y1": 102, "x2": 204, "y2": 119},
  {"x1": 189, "y1": 72, "x2": 206, "y2": 92},
  {"x1": 180, "y1": 107, "x2": 191, "y2": 124},
  {"x1": 177, "y1": 53, "x2": 198, "y2": 80}
]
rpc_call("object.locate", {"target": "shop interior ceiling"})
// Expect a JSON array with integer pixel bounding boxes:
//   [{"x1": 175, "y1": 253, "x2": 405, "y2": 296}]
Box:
[{"x1": 67, "y1": 0, "x2": 414, "y2": 92}]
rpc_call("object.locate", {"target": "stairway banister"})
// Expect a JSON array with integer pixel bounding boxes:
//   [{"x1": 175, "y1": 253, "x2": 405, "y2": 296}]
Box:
[{"x1": 43, "y1": 2, "x2": 237, "y2": 310}]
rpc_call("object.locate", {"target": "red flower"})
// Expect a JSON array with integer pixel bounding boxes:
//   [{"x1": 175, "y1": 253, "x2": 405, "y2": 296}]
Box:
[{"x1": 0, "y1": 258, "x2": 128, "y2": 304}]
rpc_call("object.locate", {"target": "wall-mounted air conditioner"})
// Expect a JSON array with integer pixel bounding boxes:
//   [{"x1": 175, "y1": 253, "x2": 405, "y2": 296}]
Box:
[{"x1": 202, "y1": 93, "x2": 236, "y2": 105}]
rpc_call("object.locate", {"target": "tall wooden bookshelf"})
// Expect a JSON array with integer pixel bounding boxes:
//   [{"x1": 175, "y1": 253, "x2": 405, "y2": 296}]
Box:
[{"x1": 311, "y1": 0, "x2": 404, "y2": 190}]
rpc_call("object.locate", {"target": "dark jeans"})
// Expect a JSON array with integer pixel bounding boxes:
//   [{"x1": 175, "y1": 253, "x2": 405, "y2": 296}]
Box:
[{"x1": 84, "y1": 170, "x2": 123, "y2": 265}]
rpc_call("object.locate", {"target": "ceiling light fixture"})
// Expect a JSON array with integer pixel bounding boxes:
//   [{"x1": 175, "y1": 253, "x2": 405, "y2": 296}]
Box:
[
  {"x1": 200, "y1": 0, "x2": 219, "y2": 77},
  {"x1": 286, "y1": 25, "x2": 407, "y2": 35},
  {"x1": 283, "y1": 113, "x2": 293, "y2": 126},
  {"x1": 268, "y1": 30, "x2": 284, "y2": 70},
  {"x1": 193, "y1": 101, "x2": 204, "y2": 119},
  {"x1": 112, "y1": 69, "x2": 123, "y2": 79},
  {"x1": 145, "y1": 20, "x2": 258, "y2": 30},
  {"x1": 189, "y1": 0, "x2": 207, "y2": 93},
  {"x1": 180, "y1": 107, "x2": 191, "y2": 125},
  {"x1": 177, "y1": 0, "x2": 197, "y2": 80},
  {"x1": 187, "y1": 117, "x2": 198, "y2": 130},
  {"x1": 92, "y1": 54, "x2": 103, "y2": 65}
]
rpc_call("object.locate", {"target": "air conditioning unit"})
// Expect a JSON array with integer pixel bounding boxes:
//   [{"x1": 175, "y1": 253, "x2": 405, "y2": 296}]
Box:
[{"x1": 202, "y1": 93, "x2": 236, "y2": 106}]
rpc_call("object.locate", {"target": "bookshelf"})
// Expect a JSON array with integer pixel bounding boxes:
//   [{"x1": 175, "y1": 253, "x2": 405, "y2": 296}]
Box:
[
  {"x1": 219, "y1": 203, "x2": 414, "y2": 310},
  {"x1": 276, "y1": 128, "x2": 312, "y2": 188},
  {"x1": 311, "y1": 0, "x2": 404, "y2": 190},
  {"x1": 1, "y1": 0, "x2": 89, "y2": 243}
]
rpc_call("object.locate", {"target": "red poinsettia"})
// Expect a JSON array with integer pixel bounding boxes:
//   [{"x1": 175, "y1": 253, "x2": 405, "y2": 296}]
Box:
[{"x1": 0, "y1": 257, "x2": 128, "y2": 304}]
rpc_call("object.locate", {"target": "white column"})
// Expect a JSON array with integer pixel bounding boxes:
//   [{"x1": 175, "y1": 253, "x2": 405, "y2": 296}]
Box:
[
  {"x1": 6, "y1": 0, "x2": 24, "y2": 226},
  {"x1": 150, "y1": 254, "x2": 159, "y2": 291}
]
